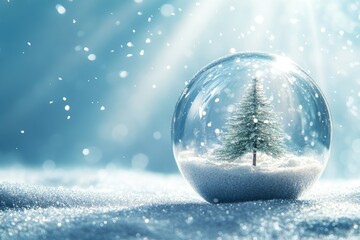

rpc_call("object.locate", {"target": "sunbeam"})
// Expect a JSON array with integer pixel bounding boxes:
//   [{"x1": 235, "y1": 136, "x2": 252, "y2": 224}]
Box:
[
  {"x1": 305, "y1": 0, "x2": 326, "y2": 87},
  {"x1": 102, "y1": 0, "x2": 223, "y2": 141}
]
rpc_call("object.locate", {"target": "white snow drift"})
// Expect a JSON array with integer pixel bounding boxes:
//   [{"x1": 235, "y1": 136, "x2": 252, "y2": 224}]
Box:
[{"x1": 0, "y1": 168, "x2": 360, "y2": 239}]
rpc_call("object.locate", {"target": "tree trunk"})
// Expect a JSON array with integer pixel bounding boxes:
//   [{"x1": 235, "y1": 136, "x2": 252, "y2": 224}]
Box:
[{"x1": 253, "y1": 142, "x2": 257, "y2": 166}]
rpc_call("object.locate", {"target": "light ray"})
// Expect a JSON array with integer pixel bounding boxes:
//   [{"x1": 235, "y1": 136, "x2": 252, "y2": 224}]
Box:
[
  {"x1": 305, "y1": 0, "x2": 325, "y2": 87},
  {"x1": 103, "y1": 0, "x2": 223, "y2": 141}
]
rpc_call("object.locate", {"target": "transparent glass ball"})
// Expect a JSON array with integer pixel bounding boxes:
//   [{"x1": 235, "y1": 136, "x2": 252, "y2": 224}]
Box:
[{"x1": 172, "y1": 52, "x2": 331, "y2": 203}]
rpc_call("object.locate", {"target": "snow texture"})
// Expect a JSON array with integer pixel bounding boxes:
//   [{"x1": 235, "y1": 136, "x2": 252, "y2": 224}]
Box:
[
  {"x1": 178, "y1": 150, "x2": 324, "y2": 203},
  {"x1": 0, "y1": 168, "x2": 360, "y2": 240}
]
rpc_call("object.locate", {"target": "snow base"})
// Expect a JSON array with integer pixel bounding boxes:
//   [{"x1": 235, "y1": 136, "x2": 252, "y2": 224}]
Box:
[
  {"x1": 0, "y1": 169, "x2": 360, "y2": 239},
  {"x1": 178, "y1": 151, "x2": 324, "y2": 203}
]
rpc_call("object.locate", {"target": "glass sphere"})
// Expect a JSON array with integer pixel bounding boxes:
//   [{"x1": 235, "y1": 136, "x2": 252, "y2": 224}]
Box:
[{"x1": 172, "y1": 52, "x2": 331, "y2": 203}]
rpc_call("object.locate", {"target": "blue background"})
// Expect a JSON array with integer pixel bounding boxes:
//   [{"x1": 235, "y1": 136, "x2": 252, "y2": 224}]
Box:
[{"x1": 0, "y1": 0, "x2": 359, "y2": 178}]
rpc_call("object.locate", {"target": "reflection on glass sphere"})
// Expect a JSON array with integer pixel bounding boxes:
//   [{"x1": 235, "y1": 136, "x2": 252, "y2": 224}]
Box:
[{"x1": 172, "y1": 52, "x2": 332, "y2": 203}]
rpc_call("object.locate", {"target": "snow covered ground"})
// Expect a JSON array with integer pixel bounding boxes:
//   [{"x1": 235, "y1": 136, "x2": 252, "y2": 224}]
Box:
[
  {"x1": 0, "y1": 168, "x2": 360, "y2": 240},
  {"x1": 178, "y1": 150, "x2": 325, "y2": 202}
]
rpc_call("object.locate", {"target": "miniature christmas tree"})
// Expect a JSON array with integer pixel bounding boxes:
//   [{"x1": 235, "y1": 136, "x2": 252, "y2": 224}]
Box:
[{"x1": 215, "y1": 78, "x2": 286, "y2": 166}]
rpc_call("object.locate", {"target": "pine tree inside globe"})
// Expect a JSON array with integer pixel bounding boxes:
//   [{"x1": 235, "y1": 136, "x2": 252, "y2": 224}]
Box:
[
  {"x1": 215, "y1": 78, "x2": 286, "y2": 166},
  {"x1": 172, "y1": 52, "x2": 331, "y2": 203}
]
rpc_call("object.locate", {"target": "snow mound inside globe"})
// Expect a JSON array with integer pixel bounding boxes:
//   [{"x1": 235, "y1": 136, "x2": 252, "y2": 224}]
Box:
[
  {"x1": 172, "y1": 52, "x2": 331, "y2": 203},
  {"x1": 178, "y1": 150, "x2": 324, "y2": 203}
]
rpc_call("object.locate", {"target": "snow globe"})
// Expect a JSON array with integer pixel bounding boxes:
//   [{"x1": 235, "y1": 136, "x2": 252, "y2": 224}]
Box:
[{"x1": 172, "y1": 52, "x2": 331, "y2": 203}]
